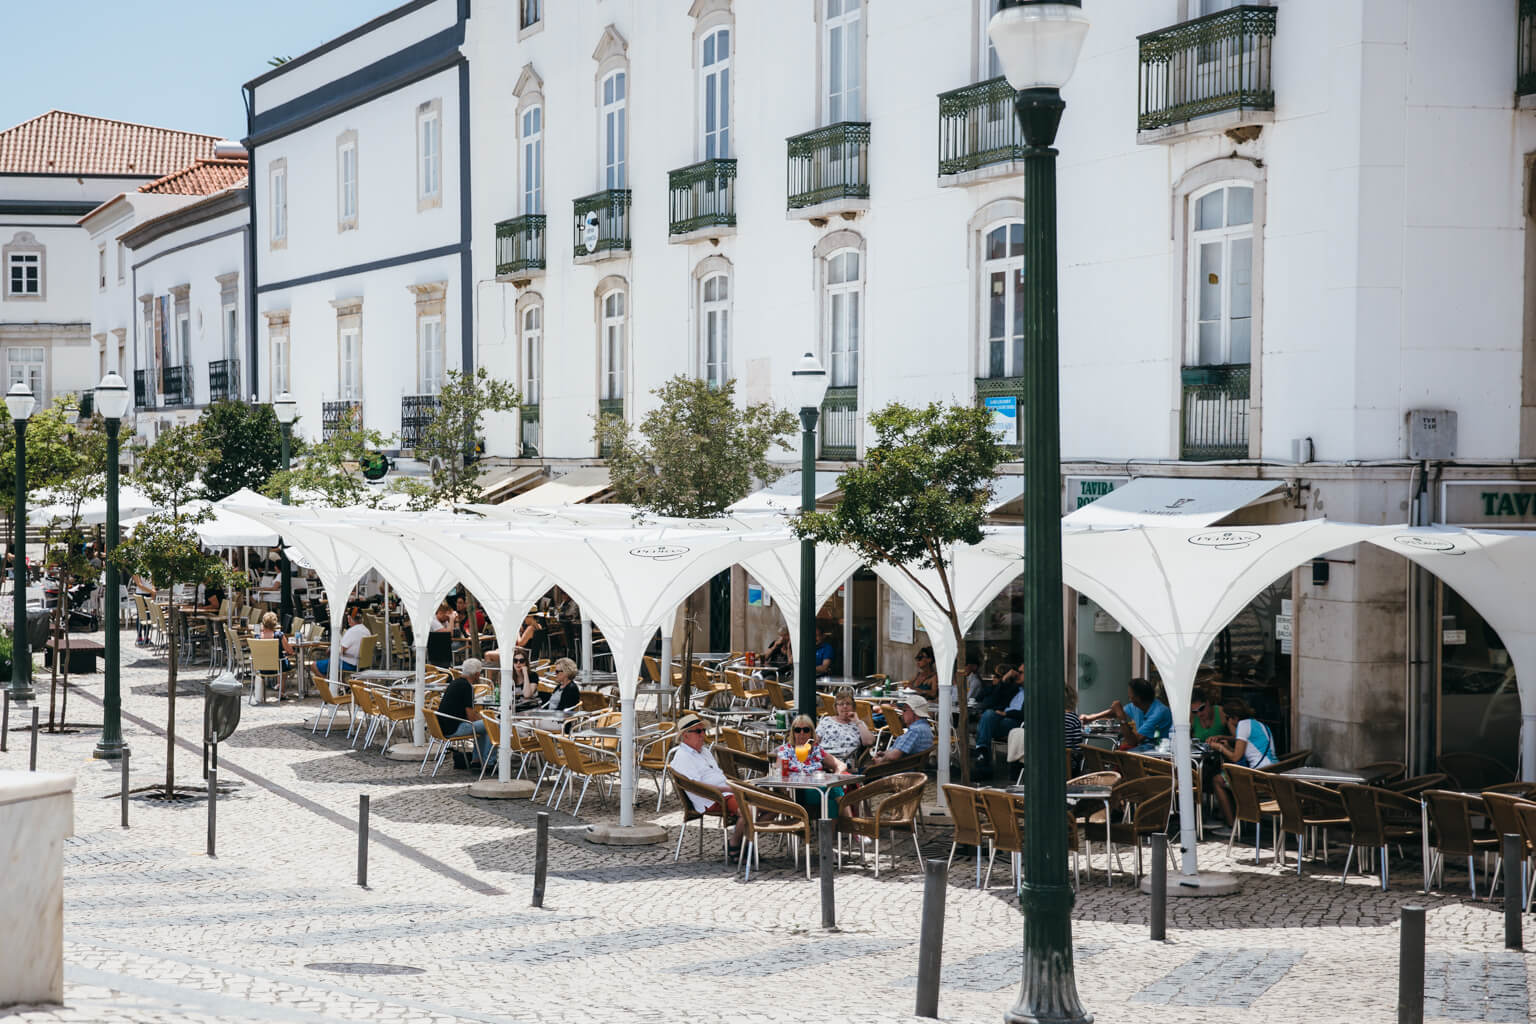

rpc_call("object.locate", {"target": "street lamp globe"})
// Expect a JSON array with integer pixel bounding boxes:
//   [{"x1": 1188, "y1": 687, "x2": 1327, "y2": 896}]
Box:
[
  {"x1": 988, "y1": 0, "x2": 1090, "y2": 91},
  {"x1": 94, "y1": 372, "x2": 132, "y2": 422},
  {"x1": 272, "y1": 391, "x2": 299, "y2": 426},
  {"x1": 788, "y1": 352, "x2": 829, "y2": 412},
  {"x1": 5, "y1": 381, "x2": 35, "y2": 422}
]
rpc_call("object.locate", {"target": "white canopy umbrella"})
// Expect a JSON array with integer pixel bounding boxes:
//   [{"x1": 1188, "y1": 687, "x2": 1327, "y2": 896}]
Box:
[
  {"x1": 187, "y1": 491, "x2": 284, "y2": 548},
  {"x1": 1368, "y1": 528, "x2": 1536, "y2": 780},
  {"x1": 34, "y1": 484, "x2": 158, "y2": 526},
  {"x1": 1061, "y1": 520, "x2": 1392, "y2": 876}
]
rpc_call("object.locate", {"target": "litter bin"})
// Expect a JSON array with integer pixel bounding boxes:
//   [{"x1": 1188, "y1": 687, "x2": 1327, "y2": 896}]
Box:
[{"x1": 205, "y1": 673, "x2": 243, "y2": 745}]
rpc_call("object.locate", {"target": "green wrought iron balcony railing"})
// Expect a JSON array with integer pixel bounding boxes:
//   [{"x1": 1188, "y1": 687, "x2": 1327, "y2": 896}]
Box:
[
  {"x1": 400, "y1": 394, "x2": 440, "y2": 450},
  {"x1": 787, "y1": 122, "x2": 870, "y2": 210},
  {"x1": 820, "y1": 386, "x2": 859, "y2": 460},
  {"x1": 133, "y1": 370, "x2": 150, "y2": 409},
  {"x1": 668, "y1": 158, "x2": 736, "y2": 236},
  {"x1": 322, "y1": 400, "x2": 362, "y2": 441},
  {"x1": 597, "y1": 397, "x2": 624, "y2": 457},
  {"x1": 208, "y1": 358, "x2": 240, "y2": 404},
  {"x1": 975, "y1": 376, "x2": 1025, "y2": 452},
  {"x1": 1180, "y1": 363, "x2": 1251, "y2": 460},
  {"x1": 1138, "y1": 5, "x2": 1276, "y2": 133},
  {"x1": 1521, "y1": 0, "x2": 1536, "y2": 96},
  {"x1": 573, "y1": 190, "x2": 632, "y2": 260},
  {"x1": 520, "y1": 404, "x2": 540, "y2": 459},
  {"x1": 75, "y1": 390, "x2": 94, "y2": 419},
  {"x1": 938, "y1": 77, "x2": 1024, "y2": 177},
  {"x1": 496, "y1": 214, "x2": 546, "y2": 277},
  {"x1": 162, "y1": 365, "x2": 193, "y2": 408}
]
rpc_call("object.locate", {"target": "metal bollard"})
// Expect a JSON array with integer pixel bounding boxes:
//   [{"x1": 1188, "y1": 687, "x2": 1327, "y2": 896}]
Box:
[
  {"x1": 29, "y1": 707, "x2": 39, "y2": 771},
  {"x1": 532, "y1": 811, "x2": 549, "y2": 907},
  {"x1": 1398, "y1": 904, "x2": 1425, "y2": 1024},
  {"x1": 120, "y1": 749, "x2": 130, "y2": 828},
  {"x1": 1150, "y1": 833, "x2": 1168, "y2": 940},
  {"x1": 1, "y1": 689, "x2": 9, "y2": 751},
  {"x1": 1504, "y1": 834, "x2": 1523, "y2": 950},
  {"x1": 206, "y1": 769, "x2": 217, "y2": 857},
  {"x1": 357, "y1": 794, "x2": 370, "y2": 888},
  {"x1": 819, "y1": 818, "x2": 837, "y2": 930},
  {"x1": 915, "y1": 858, "x2": 948, "y2": 1019}
]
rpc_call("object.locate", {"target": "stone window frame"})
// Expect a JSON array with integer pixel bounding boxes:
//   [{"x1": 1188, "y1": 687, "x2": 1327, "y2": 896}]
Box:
[
  {"x1": 408, "y1": 281, "x2": 448, "y2": 395},
  {"x1": 116, "y1": 239, "x2": 126, "y2": 283},
  {"x1": 168, "y1": 283, "x2": 191, "y2": 371},
  {"x1": 109, "y1": 326, "x2": 127, "y2": 375},
  {"x1": 514, "y1": 65, "x2": 546, "y2": 216},
  {"x1": 813, "y1": 0, "x2": 868, "y2": 126},
  {"x1": 216, "y1": 272, "x2": 240, "y2": 365},
  {"x1": 336, "y1": 130, "x2": 359, "y2": 232},
  {"x1": 5, "y1": 343, "x2": 47, "y2": 398},
  {"x1": 97, "y1": 245, "x2": 107, "y2": 291},
  {"x1": 690, "y1": 0, "x2": 734, "y2": 162},
  {"x1": 263, "y1": 309, "x2": 291, "y2": 398},
  {"x1": 518, "y1": 0, "x2": 544, "y2": 40},
  {"x1": 692, "y1": 254, "x2": 732, "y2": 387},
  {"x1": 813, "y1": 228, "x2": 866, "y2": 391},
  {"x1": 593, "y1": 25, "x2": 630, "y2": 191},
  {"x1": 595, "y1": 274, "x2": 629, "y2": 407},
  {"x1": 3, "y1": 231, "x2": 46, "y2": 301},
  {"x1": 516, "y1": 289, "x2": 544, "y2": 407},
  {"x1": 269, "y1": 158, "x2": 288, "y2": 249},
  {"x1": 967, "y1": 197, "x2": 1024, "y2": 382},
  {"x1": 330, "y1": 297, "x2": 364, "y2": 400},
  {"x1": 416, "y1": 98, "x2": 444, "y2": 212}
]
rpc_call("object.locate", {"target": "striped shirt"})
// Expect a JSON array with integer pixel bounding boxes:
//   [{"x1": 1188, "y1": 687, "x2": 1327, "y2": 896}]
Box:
[{"x1": 1064, "y1": 711, "x2": 1084, "y2": 751}]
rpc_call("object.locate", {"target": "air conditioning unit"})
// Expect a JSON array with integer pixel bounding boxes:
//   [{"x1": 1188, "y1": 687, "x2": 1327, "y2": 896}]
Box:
[{"x1": 1407, "y1": 409, "x2": 1456, "y2": 460}]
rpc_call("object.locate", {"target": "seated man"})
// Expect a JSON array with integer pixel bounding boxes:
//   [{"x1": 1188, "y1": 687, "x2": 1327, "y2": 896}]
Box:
[
  {"x1": 437, "y1": 658, "x2": 492, "y2": 769},
  {"x1": 667, "y1": 713, "x2": 747, "y2": 855},
  {"x1": 975, "y1": 683, "x2": 1024, "y2": 762},
  {"x1": 813, "y1": 628, "x2": 835, "y2": 678},
  {"x1": 873, "y1": 695, "x2": 935, "y2": 764},
  {"x1": 1081, "y1": 677, "x2": 1171, "y2": 753},
  {"x1": 316, "y1": 605, "x2": 370, "y2": 678}
]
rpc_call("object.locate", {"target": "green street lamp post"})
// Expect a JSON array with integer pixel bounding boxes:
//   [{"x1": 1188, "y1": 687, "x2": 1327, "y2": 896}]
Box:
[
  {"x1": 989, "y1": 2, "x2": 1092, "y2": 1023},
  {"x1": 272, "y1": 392, "x2": 298, "y2": 629},
  {"x1": 789, "y1": 352, "x2": 829, "y2": 717},
  {"x1": 92, "y1": 372, "x2": 132, "y2": 760},
  {"x1": 7, "y1": 381, "x2": 36, "y2": 703}
]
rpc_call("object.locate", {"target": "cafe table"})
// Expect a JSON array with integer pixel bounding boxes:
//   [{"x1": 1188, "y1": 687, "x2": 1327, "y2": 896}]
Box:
[
  {"x1": 1004, "y1": 781, "x2": 1117, "y2": 887},
  {"x1": 1279, "y1": 766, "x2": 1367, "y2": 786},
  {"x1": 351, "y1": 669, "x2": 417, "y2": 685},
  {"x1": 752, "y1": 770, "x2": 863, "y2": 819},
  {"x1": 293, "y1": 638, "x2": 327, "y2": 694}
]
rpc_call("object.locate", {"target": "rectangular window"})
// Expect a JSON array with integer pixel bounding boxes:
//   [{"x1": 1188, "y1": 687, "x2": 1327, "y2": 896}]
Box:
[
  {"x1": 338, "y1": 141, "x2": 358, "y2": 225},
  {"x1": 223, "y1": 302, "x2": 239, "y2": 362},
  {"x1": 8, "y1": 253, "x2": 40, "y2": 296},
  {"x1": 521, "y1": 105, "x2": 543, "y2": 215},
  {"x1": 700, "y1": 273, "x2": 730, "y2": 387},
  {"x1": 601, "y1": 290, "x2": 626, "y2": 400},
  {"x1": 340, "y1": 326, "x2": 361, "y2": 399},
  {"x1": 825, "y1": 0, "x2": 863, "y2": 123},
  {"x1": 176, "y1": 312, "x2": 191, "y2": 368},
  {"x1": 1189, "y1": 185, "x2": 1255, "y2": 366},
  {"x1": 701, "y1": 29, "x2": 731, "y2": 159},
  {"x1": 418, "y1": 108, "x2": 441, "y2": 202},
  {"x1": 97, "y1": 247, "x2": 106, "y2": 289},
  {"x1": 521, "y1": 0, "x2": 541, "y2": 29},
  {"x1": 979, "y1": 0, "x2": 1001, "y2": 79},
  {"x1": 826, "y1": 251, "x2": 861, "y2": 387},
  {"x1": 271, "y1": 164, "x2": 288, "y2": 242},
  {"x1": 522, "y1": 306, "x2": 542, "y2": 404},
  {"x1": 116, "y1": 241, "x2": 125, "y2": 282},
  {"x1": 6, "y1": 346, "x2": 43, "y2": 397},
  {"x1": 603, "y1": 72, "x2": 627, "y2": 190},
  {"x1": 419, "y1": 316, "x2": 444, "y2": 395},
  {"x1": 272, "y1": 331, "x2": 291, "y2": 394}
]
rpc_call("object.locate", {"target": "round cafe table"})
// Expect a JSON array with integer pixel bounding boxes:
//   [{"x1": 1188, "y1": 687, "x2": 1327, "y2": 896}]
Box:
[{"x1": 751, "y1": 771, "x2": 863, "y2": 819}]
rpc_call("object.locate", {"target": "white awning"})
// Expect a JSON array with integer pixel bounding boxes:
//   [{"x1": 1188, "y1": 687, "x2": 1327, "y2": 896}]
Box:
[
  {"x1": 987, "y1": 475, "x2": 1025, "y2": 514},
  {"x1": 503, "y1": 466, "x2": 611, "y2": 507},
  {"x1": 1062, "y1": 476, "x2": 1284, "y2": 528},
  {"x1": 479, "y1": 465, "x2": 547, "y2": 503},
  {"x1": 728, "y1": 471, "x2": 842, "y2": 512}
]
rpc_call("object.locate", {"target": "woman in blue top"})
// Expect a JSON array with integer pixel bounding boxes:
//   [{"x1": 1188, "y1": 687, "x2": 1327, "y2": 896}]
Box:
[{"x1": 1208, "y1": 697, "x2": 1277, "y2": 833}]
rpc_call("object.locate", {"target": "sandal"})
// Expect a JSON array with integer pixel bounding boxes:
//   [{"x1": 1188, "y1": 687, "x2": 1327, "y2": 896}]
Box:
[{"x1": 726, "y1": 842, "x2": 743, "y2": 860}]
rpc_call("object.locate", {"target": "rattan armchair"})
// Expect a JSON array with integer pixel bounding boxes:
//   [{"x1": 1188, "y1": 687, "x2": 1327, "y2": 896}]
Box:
[
  {"x1": 734, "y1": 782, "x2": 814, "y2": 880},
  {"x1": 834, "y1": 771, "x2": 927, "y2": 877},
  {"x1": 1336, "y1": 784, "x2": 1422, "y2": 890}
]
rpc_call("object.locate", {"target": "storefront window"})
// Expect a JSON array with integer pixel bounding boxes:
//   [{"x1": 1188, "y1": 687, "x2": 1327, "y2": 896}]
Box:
[{"x1": 1439, "y1": 585, "x2": 1519, "y2": 773}]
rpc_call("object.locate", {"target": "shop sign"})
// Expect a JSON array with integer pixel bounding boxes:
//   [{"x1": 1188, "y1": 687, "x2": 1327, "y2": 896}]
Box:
[
  {"x1": 1063, "y1": 475, "x2": 1129, "y2": 514},
  {"x1": 1442, "y1": 482, "x2": 1536, "y2": 526},
  {"x1": 888, "y1": 590, "x2": 914, "y2": 645},
  {"x1": 985, "y1": 396, "x2": 1018, "y2": 444}
]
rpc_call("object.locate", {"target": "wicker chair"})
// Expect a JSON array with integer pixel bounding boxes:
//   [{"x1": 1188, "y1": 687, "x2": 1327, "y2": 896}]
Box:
[
  {"x1": 667, "y1": 767, "x2": 734, "y2": 864},
  {"x1": 834, "y1": 771, "x2": 927, "y2": 877},
  {"x1": 1354, "y1": 760, "x2": 1407, "y2": 786},
  {"x1": 310, "y1": 670, "x2": 353, "y2": 737},
  {"x1": 1336, "y1": 784, "x2": 1422, "y2": 890},
  {"x1": 941, "y1": 783, "x2": 994, "y2": 888},
  {"x1": 715, "y1": 746, "x2": 769, "y2": 781},
  {"x1": 1481, "y1": 792, "x2": 1536, "y2": 905},
  {"x1": 1263, "y1": 749, "x2": 1312, "y2": 774},
  {"x1": 1439, "y1": 752, "x2": 1515, "y2": 792},
  {"x1": 1103, "y1": 776, "x2": 1173, "y2": 886},
  {"x1": 1267, "y1": 775, "x2": 1348, "y2": 876},
  {"x1": 1222, "y1": 763, "x2": 1281, "y2": 865},
  {"x1": 734, "y1": 781, "x2": 814, "y2": 880},
  {"x1": 1423, "y1": 789, "x2": 1500, "y2": 898},
  {"x1": 862, "y1": 747, "x2": 930, "y2": 782},
  {"x1": 1387, "y1": 773, "x2": 1450, "y2": 797}
]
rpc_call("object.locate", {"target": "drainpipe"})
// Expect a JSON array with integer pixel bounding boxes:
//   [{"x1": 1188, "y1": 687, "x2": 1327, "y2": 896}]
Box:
[
  {"x1": 1408, "y1": 461, "x2": 1438, "y2": 775},
  {"x1": 243, "y1": 85, "x2": 259, "y2": 401}
]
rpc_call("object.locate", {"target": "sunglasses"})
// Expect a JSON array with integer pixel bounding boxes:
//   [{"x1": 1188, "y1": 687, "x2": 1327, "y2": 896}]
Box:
[
  {"x1": 685, "y1": 727, "x2": 707, "y2": 735},
  {"x1": 792, "y1": 726, "x2": 813, "y2": 734}
]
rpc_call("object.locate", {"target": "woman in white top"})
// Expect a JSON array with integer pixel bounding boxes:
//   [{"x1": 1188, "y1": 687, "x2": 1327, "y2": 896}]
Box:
[
  {"x1": 816, "y1": 691, "x2": 875, "y2": 763},
  {"x1": 1208, "y1": 697, "x2": 1278, "y2": 833}
]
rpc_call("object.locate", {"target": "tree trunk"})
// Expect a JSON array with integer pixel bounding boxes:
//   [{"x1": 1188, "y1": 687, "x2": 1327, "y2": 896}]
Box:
[
  {"x1": 166, "y1": 603, "x2": 179, "y2": 798},
  {"x1": 951, "y1": 611, "x2": 971, "y2": 786},
  {"x1": 677, "y1": 594, "x2": 696, "y2": 718}
]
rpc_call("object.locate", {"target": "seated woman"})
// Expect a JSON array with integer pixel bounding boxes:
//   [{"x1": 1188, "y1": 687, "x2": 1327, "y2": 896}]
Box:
[
  {"x1": 507, "y1": 649, "x2": 542, "y2": 710},
  {"x1": 1190, "y1": 686, "x2": 1226, "y2": 742},
  {"x1": 816, "y1": 691, "x2": 875, "y2": 765},
  {"x1": 774, "y1": 714, "x2": 848, "y2": 816},
  {"x1": 907, "y1": 646, "x2": 940, "y2": 699},
  {"x1": 1206, "y1": 697, "x2": 1278, "y2": 833},
  {"x1": 543, "y1": 657, "x2": 582, "y2": 714},
  {"x1": 256, "y1": 611, "x2": 294, "y2": 672},
  {"x1": 198, "y1": 583, "x2": 225, "y2": 616},
  {"x1": 762, "y1": 626, "x2": 792, "y2": 668}
]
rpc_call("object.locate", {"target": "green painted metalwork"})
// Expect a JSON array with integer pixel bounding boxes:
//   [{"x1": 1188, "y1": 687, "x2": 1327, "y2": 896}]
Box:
[
  {"x1": 668, "y1": 159, "x2": 736, "y2": 235},
  {"x1": 975, "y1": 375, "x2": 1026, "y2": 453},
  {"x1": 1521, "y1": 0, "x2": 1536, "y2": 96},
  {"x1": 786, "y1": 122, "x2": 870, "y2": 210},
  {"x1": 1180, "y1": 362, "x2": 1251, "y2": 460},
  {"x1": 322, "y1": 400, "x2": 361, "y2": 441},
  {"x1": 938, "y1": 77, "x2": 1024, "y2": 175},
  {"x1": 162, "y1": 365, "x2": 193, "y2": 408},
  {"x1": 1138, "y1": 5, "x2": 1276, "y2": 132},
  {"x1": 208, "y1": 359, "x2": 240, "y2": 404},
  {"x1": 400, "y1": 394, "x2": 439, "y2": 451},
  {"x1": 572, "y1": 190, "x2": 632, "y2": 259},
  {"x1": 495, "y1": 215, "x2": 546, "y2": 276},
  {"x1": 597, "y1": 397, "x2": 623, "y2": 457},
  {"x1": 819, "y1": 386, "x2": 858, "y2": 460},
  {"x1": 520, "y1": 404, "x2": 540, "y2": 458}
]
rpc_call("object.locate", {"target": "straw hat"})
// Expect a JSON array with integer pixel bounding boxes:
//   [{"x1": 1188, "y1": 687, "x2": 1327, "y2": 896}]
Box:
[{"x1": 903, "y1": 694, "x2": 931, "y2": 717}]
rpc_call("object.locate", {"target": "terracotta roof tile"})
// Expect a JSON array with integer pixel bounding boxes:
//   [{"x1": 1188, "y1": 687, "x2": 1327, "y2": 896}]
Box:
[
  {"x1": 0, "y1": 110, "x2": 221, "y2": 177},
  {"x1": 138, "y1": 158, "x2": 250, "y2": 196}
]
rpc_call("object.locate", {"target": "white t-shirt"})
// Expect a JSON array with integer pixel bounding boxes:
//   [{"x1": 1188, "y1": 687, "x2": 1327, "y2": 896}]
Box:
[
  {"x1": 1235, "y1": 719, "x2": 1275, "y2": 769},
  {"x1": 668, "y1": 742, "x2": 733, "y2": 812},
  {"x1": 339, "y1": 623, "x2": 372, "y2": 663}
]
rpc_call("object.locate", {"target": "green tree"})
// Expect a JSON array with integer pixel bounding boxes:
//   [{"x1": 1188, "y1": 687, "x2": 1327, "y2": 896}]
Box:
[
  {"x1": 111, "y1": 423, "x2": 244, "y2": 798},
  {"x1": 0, "y1": 400, "x2": 94, "y2": 548},
  {"x1": 199, "y1": 400, "x2": 286, "y2": 501},
  {"x1": 794, "y1": 401, "x2": 1009, "y2": 783},
  {"x1": 595, "y1": 374, "x2": 797, "y2": 707},
  {"x1": 262, "y1": 407, "x2": 392, "y2": 508},
  {"x1": 406, "y1": 367, "x2": 520, "y2": 508}
]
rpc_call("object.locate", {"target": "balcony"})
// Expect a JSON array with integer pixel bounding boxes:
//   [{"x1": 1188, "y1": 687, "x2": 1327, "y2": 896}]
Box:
[
  {"x1": 596, "y1": 397, "x2": 624, "y2": 458},
  {"x1": 1180, "y1": 363, "x2": 1251, "y2": 460},
  {"x1": 975, "y1": 376, "x2": 1025, "y2": 454},
  {"x1": 133, "y1": 370, "x2": 149, "y2": 410},
  {"x1": 938, "y1": 77, "x2": 1023, "y2": 184},
  {"x1": 400, "y1": 394, "x2": 439, "y2": 451},
  {"x1": 1522, "y1": 0, "x2": 1536, "y2": 98},
  {"x1": 786, "y1": 122, "x2": 870, "y2": 220},
  {"x1": 572, "y1": 190, "x2": 632, "y2": 263},
  {"x1": 495, "y1": 214, "x2": 546, "y2": 281},
  {"x1": 668, "y1": 159, "x2": 736, "y2": 242},
  {"x1": 323, "y1": 400, "x2": 362, "y2": 441},
  {"x1": 820, "y1": 387, "x2": 858, "y2": 461},
  {"x1": 520, "y1": 404, "x2": 540, "y2": 458},
  {"x1": 1137, "y1": 4, "x2": 1276, "y2": 142},
  {"x1": 208, "y1": 359, "x2": 240, "y2": 404},
  {"x1": 162, "y1": 365, "x2": 193, "y2": 408},
  {"x1": 74, "y1": 391, "x2": 93, "y2": 420}
]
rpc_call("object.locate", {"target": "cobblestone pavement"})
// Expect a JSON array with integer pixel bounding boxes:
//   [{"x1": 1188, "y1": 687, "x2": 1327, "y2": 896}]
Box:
[{"x1": 1, "y1": 639, "x2": 1533, "y2": 1022}]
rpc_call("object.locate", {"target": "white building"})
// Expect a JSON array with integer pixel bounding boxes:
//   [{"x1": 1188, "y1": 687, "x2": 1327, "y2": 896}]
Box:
[
  {"x1": 0, "y1": 111, "x2": 220, "y2": 411},
  {"x1": 251, "y1": 0, "x2": 1536, "y2": 774},
  {"x1": 245, "y1": 0, "x2": 469, "y2": 451}
]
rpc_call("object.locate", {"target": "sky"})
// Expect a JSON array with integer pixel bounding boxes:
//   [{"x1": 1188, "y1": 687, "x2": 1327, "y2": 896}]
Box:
[{"x1": 0, "y1": 0, "x2": 403, "y2": 141}]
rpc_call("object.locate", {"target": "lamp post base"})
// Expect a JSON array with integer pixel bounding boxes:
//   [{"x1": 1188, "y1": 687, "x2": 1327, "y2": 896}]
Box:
[
  {"x1": 6, "y1": 685, "x2": 35, "y2": 704},
  {"x1": 91, "y1": 741, "x2": 128, "y2": 761}
]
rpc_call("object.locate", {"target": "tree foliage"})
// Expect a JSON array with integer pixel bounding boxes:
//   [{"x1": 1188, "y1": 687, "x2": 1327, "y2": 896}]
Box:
[
  {"x1": 794, "y1": 401, "x2": 1008, "y2": 782},
  {"x1": 403, "y1": 367, "x2": 520, "y2": 509},
  {"x1": 595, "y1": 375, "x2": 797, "y2": 518},
  {"x1": 199, "y1": 400, "x2": 287, "y2": 501},
  {"x1": 262, "y1": 407, "x2": 392, "y2": 508}
]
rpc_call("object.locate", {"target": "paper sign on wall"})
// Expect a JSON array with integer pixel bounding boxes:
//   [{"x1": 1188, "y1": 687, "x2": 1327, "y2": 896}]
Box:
[{"x1": 889, "y1": 591, "x2": 914, "y2": 645}]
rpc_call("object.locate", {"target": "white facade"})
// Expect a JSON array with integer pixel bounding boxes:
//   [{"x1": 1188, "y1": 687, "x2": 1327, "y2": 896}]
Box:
[{"x1": 246, "y1": 0, "x2": 468, "y2": 449}]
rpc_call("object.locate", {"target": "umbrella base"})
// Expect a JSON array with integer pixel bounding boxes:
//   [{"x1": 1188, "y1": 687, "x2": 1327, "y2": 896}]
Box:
[
  {"x1": 384, "y1": 743, "x2": 431, "y2": 761},
  {"x1": 467, "y1": 778, "x2": 534, "y2": 799},
  {"x1": 1139, "y1": 870, "x2": 1241, "y2": 897},
  {"x1": 584, "y1": 822, "x2": 667, "y2": 846}
]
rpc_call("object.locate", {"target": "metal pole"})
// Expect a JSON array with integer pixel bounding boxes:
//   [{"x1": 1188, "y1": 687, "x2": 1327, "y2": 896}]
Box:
[
  {"x1": 93, "y1": 416, "x2": 125, "y2": 760},
  {"x1": 1504, "y1": 834, "x2": 1522, "y2": 950},
  {"x1": 278, "y1": 423, "x2": 293, "y2": 629},
  {"x1": 1398, "y1": 904, "x2": 1425, "y2": 1024},
  {"x1": 581, "y1": 618, "x2": 593, "y2": 684},
  {"x1": 357, "y1": 794, "x2": 369, "y2": 887},
  {"x1": 796, "y1": 410, "x2": 818, "y2": 718},
  {"x1": 1150, "y1": 833, "x2": 1167, "y2": 940},
  {"x1": 1, "y1": 688, "x2": 9, "y2": 751},
  {"x1": 533, "y1": 810, "x2": 549, "y2": 907},
  {"x1": 29, "y1": 706, "x2": 38, "y2": 770},
  {"x1": 915, "y1": 858, "x2": 948, "y2": 1018},
  {"x1": 1007, "y1": 79, "x2": 1089, "y2": 1024},
  {"x1": 10, "y1": 415, "x2": 33, "y2": 702},
  {"x1": 120, "y1": 748, "x2": 130, "y2": 828},
  {"x1": 819, "y1": 818, "x2": 837, "y2": 930},
  {"x1": 206, "y1": 768, "x2": 217, "y2": 857}
]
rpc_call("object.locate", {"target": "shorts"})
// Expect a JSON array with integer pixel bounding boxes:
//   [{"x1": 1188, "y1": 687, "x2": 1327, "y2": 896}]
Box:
[{"x1": 702, "y1": 793, "x2": 740, "y2": 818}]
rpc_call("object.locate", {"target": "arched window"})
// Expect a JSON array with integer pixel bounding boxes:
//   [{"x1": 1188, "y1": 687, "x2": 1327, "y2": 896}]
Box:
[
  {"x1": 522, "y1": 304, "x2": 542, "y2": 405},
  {"x1": 824, "y1": 249, "x2": 861, "y2": 387},
  {"x1": 981, "y1": 221, "x2": 1024, "y2": 378},
  {"x1": 1189, "y1": 183, "x2": 1254, "y2": 366},
  {"x1": 600, "y1": 287, "x2": 627, "y2": 401},
  {"x1": 699, "y1": 271, "x2": 730, "y2": 386},
  {"x1": 602, "y1": 71, "x2": 627, "y2": 189},
  {"x1": 700, "y1": 27, "x2": 731, "y2": 159},
  {"x1": 521, "y1": 104, "x2": 543, "y2": 215}
]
